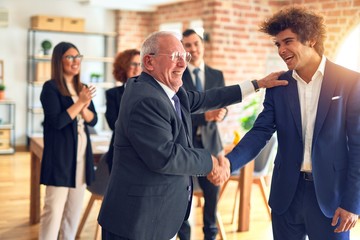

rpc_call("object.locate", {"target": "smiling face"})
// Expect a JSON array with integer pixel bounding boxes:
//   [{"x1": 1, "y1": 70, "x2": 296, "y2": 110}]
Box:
[
  {"x1": 182, "y1": 32, "x2": 204, "y2": 67},
  {"x1": 62, "y1": 47, "x2": 81, "y2": 81},
  {"x1": 126, "y1": 54, "x2": 141, "y2": 79},
  {"x1": 274, "y1": 28, "x2": 320, "y2": 79},
  {"x1": 143, "y1": 34, "x2": 187, "y2": 92}
]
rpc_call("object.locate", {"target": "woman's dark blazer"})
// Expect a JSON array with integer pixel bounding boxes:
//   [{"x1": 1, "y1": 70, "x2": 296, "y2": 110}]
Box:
[
  {"x1": 105, "y1": 85, "x2": 125, "y2": 171},
  {"x1": 40, "y1": 79, "x2": 98, "y2": 187}
]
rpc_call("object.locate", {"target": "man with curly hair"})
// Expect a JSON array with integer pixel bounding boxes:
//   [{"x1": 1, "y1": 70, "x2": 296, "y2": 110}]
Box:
[{"x1": 224, "y1": 5, "x2": 360, "y2": 240}]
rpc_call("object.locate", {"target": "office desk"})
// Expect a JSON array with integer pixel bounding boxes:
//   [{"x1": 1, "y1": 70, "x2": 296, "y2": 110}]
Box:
[
  {"x1": 29, "y1": 138, "x2": 254, "y2": 231},
  {"x1": 29, "y1": 136, "x2": 109, "y2": 224}
]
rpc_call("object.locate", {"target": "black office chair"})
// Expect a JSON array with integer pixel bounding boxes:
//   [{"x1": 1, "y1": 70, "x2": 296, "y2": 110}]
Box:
[{"x1": 76, "y1": 153, "x2": 110, "y2": 240}]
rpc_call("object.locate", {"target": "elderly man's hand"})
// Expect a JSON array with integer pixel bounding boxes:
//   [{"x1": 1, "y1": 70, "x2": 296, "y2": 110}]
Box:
[
  {"x1": 207, "y1": 155, "x2": 230, "y2": 186},
  {"x1": 257, "y1": 71, "x2": 288, "y2": 89}
]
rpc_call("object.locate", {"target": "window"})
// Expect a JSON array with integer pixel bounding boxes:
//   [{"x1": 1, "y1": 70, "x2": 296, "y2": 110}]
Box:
[
  {"x1": 159, "y1": 22, "x2": 183, "y2": 36},
  {"x1": 335, "y1": 24, "x2": 360, "y2": 72},
  {"x1": 189, "y1": 19, "x2": 204, "y2": 38}
]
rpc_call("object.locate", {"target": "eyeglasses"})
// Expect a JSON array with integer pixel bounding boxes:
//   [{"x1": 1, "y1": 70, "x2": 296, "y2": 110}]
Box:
[
  {"x1": 130, "y1": 62, "x2": 141, "y2": 67},
  {"x1": 64, "y1": 55, "x2": 83, "y2": 62},
  {"x1": 149, "y1": 52, "x2": 192, "y2": 63}
]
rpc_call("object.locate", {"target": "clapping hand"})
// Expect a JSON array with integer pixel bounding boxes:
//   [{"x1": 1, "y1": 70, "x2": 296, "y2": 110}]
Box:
[
  {"x1": 79, "y1": 84, "x2": 96, "y2": 109},
  {"x1": 207, "y1": 154, "x2": 230, "y2": 186}
]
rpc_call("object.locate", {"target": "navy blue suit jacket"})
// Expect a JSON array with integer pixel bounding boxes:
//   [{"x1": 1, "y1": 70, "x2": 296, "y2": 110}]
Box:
[{"x1": 227, "y1": 60, "x2": 360, "y2": 217}]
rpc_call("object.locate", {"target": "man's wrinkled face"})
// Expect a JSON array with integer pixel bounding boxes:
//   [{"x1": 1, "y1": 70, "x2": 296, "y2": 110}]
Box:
[{"x1": 148, "y1": 35, "x2": 188, "y2": 92}]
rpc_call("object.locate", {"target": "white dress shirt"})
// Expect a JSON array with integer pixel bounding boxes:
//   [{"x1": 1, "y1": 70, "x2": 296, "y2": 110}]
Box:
[{"x1": 292, "y1": 55, "x2": 326, "y2": 172}]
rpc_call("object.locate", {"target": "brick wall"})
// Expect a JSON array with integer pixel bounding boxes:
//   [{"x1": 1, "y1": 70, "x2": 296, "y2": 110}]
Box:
[
  {"x1": 115, "y1": 10, "x2": 154, "y2": 51},
  {"x1": 114, "y1": 0, "x2": 360, "y2": 140},
  {"x1": 293, "y1": 0, "x2": 360, "y2": 59}
]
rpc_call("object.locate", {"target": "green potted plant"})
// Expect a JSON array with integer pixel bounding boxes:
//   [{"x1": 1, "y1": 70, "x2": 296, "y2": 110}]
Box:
[
  {"x1": 0, "y1": 83, "x2": 5, "y2": 100},
  {"x1": 90, "y1": 73, "x2": 102, "y2": 83},
  {"x1": 41, "y1": 40, "x2": 52, "y2": 55},
  {"x1": 239, "y1": 97, "x2": 260, "y2": 131}
]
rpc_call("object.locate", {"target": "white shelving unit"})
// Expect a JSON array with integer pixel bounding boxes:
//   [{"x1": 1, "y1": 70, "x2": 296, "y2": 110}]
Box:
[
  {"x1": 26, "y1": 29, "x2": 117, "y2": 140},
  {"x1": 0, "y1": 99, "x2": 15, "y2": 154}
]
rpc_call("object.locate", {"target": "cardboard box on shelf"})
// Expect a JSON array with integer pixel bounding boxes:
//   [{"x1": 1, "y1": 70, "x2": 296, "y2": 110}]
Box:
[
  {"x1": 0, "y1": 128, "x2": 10, "y2": 140},
  {"x1": 31, "y1": 15, "x2": 62, "y2": 31},
  {"x1": 62, "y1": 17, "x2": 85, "y2": 32},
  {"x1": 0, "y1": 138, "x2": 10, "y2": 150},
  {"x1": 35, "y1": 62, "x2": 51, "y2": 83}
]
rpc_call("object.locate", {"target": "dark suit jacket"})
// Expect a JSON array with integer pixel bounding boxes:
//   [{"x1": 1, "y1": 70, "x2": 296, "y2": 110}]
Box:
[
  {"x1": 105, "y1": 85, "x2": 125, "y2": 171},
  {"x1": 40, "y1": 79, "x2": 98, "y2": 187},
  {"x1": 182, "y1": 66, "x2": 225, "y2": 155},
  {"x1": 227, "y1": 60, "x2": 360, "y2": 217},
  {"x1": 98, "y1": 72, "x2": 242, "y2": 240}
]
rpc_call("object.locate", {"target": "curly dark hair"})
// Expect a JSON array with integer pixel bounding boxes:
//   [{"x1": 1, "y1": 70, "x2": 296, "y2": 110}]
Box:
[
  {"x1": 113, "y1": 49, "x2": 140, "y2": 83},
  {"x1": 259, "y1": 6, "x2": 326, "y2": 56}
]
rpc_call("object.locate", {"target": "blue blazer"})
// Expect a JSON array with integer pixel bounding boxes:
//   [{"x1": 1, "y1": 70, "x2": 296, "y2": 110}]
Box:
[
  {"x1": 227, "y1": 60, "x2": 360, "y2": 217},
  {"x1": 98, "y1": 72, "x2": 242, "y2": 240}
]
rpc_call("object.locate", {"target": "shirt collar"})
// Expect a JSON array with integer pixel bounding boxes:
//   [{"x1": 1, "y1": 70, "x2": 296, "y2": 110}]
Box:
[
  {"x1": 155, "y1": 79, "x2": 176, "y2": 100},
  {"x1": 187, "y1": 61, "x2": 205, "y2": 73},
  {"x1": 292, "y1": 55, "x2": 326, "y2": 82}
]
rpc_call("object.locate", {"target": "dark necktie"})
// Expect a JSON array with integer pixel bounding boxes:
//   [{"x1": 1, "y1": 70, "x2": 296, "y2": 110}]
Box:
[
  {"x1": 172, "y1": 94, "x2": 182, "y2": 119},
  {"x1": 193, "y1": 68, "x2": 202, "y2": 91}
]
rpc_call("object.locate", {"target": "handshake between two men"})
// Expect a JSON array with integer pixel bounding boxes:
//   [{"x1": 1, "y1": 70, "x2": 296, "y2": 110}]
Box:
[{"x1": 208, "y1": 155, "x2": 231, "y2": 186}]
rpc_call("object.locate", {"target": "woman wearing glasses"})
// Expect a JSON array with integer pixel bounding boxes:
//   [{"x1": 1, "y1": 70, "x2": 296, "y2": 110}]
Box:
[
  {"x1": 39, "y1": 42, "x2": 97, "y2": 240},
  {"x1": 105, "y1": 49, "x2": 141, "y2": 171}
]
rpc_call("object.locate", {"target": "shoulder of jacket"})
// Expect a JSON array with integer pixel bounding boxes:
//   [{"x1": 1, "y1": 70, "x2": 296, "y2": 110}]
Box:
[{"x1": 205, "y1": 64, "x2": 222, "y2": 74}]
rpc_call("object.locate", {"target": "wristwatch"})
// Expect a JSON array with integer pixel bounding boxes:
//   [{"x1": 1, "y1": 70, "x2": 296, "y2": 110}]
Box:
[{"x1": 251, "y1": 79, "x2": 260, "y2": 92}]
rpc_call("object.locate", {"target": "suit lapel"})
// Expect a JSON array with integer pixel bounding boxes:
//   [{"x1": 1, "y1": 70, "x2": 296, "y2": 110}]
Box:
[
  {"x1": 183, "y1": 68, "x2": 196, "y2": 91},
  {"x1": 141, "y1": 73, "x2": 194, "y2": 148},
  {"x1": 313, "y1": 61, "x2": 337, "y2": 143},
  {"x1": 286, "y1": 72, "x2": 303, "y2": 139},
  {"x1": 177, "y1": 88, "x2": 193, "y2": 147},
  {"x1": 204, "y1": 65, "x2": 213, "y2": 90},
  {"x1": 140, "y1": 72, "x2": 180, "y2": 120}
]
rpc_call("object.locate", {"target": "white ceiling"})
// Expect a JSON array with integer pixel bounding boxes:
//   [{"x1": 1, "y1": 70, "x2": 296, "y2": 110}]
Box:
[{"x1": 79, "y1": 0, "x2": 193, "y2": 11}]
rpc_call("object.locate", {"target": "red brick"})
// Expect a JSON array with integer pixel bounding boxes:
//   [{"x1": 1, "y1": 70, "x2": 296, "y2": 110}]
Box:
[{"x1": 113, "y1": 0, "x2": 360, "y2": 134}]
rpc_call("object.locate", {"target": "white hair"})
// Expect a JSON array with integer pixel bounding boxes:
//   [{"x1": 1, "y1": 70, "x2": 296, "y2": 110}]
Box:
[{"x1": 140, "y1": 31, "x2": 181, "y2": 68}]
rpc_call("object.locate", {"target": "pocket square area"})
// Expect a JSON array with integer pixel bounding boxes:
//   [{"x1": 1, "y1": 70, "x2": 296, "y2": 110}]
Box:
[{"x1": 331, "y1": 96, "x2": 341, "y2": 100}]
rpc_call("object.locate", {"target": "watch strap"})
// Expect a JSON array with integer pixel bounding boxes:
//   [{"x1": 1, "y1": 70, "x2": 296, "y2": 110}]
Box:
[{"x1": 251, "y1": 79, "x2": 260, "y2": 92}]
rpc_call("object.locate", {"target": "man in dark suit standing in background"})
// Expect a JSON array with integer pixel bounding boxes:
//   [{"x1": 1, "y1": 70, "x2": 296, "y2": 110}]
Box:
[
  {"x1": 98, "y1": 31, "x2": 287, "y2": 240},
  {"x1": 178, "y1": 29, "x2": 228, "y2": 240}
]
